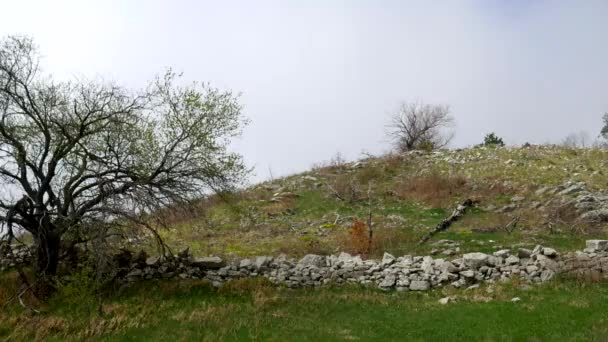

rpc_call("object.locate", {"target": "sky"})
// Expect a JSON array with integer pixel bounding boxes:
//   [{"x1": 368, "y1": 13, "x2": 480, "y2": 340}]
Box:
[{"x1": 1, "y1": 0, "x2": 607, "y2": 183}]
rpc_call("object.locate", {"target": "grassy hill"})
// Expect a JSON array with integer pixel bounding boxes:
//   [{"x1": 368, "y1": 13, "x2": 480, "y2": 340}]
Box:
[
  {"x1": 3, "y1": 145, "x2": 608, "y2": 341},
  {"x1": 154, "y1": 145, "x2": 608, "y2": 259}
]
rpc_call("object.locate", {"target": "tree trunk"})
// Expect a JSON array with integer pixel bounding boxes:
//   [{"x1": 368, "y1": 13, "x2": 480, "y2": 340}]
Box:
[{"x1": 33, "y1": 229, "x2": 61, "y2": 299}]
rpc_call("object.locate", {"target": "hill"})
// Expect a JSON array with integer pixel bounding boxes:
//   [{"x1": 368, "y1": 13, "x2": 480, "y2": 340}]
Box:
[
  {"x1": 3, "y1": 145, "x2": 608, "y2": 341},
  {"x1": 154, "y1": 145, "x2": 608, "y2": 259}
]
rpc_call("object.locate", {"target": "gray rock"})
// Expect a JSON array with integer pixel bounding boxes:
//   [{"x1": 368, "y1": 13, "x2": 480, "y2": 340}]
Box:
[
  {"x1": 460, "y1": 270, "x2": 475, "y2": 278},
  {"x1": 542, "y1": 248, "x2": 558, "y2": 257},
  {"x1": 240, "y1": 258, "x2": 253, "y2": 269},
  {"x1": 127, "y1": 269, "x2": 144, "y2": 278},
  {"x1": 497, "y1": 204, "x2": 517, "y2": 213},
  {"x1": 558, "y1": 184, "x2": 585, "y2": 196},
  {"x1": 254, "y1": 256, "x2": 273, "y2": 269},
  {"x1": 511, "y1": 195, "x2": 526, "y2": 202},
  {"x1": 381, "y1": 252, "x2": 396, "y2": 266},
  {"x1": 409, "y1": 280, "x2": 430, "y2": 291},
  {"x1": 463, "y1": 252, "x2": 489, "y2": 269},
  {"x1": 580, "y1": 209, "x2": 608, "y2": 223},
  {"x1": 192, "y1": 256, "x2": 224, "y2": 269},
  {"x1": 493, "y1": 249, "x2": 510, "y2": 258},
  {"x1": 379, "y1": 274, "x2": 396, "y2": 288},
  {"x1": 540, "y1": 270, "x2": 555, "y2": 282},
  {"x1": 586, "y1": 240, "x2": 608, "y2": 252},
  {"x1": 518, "y1": 248, "x2": 532, "y2": 259},
  {"x1": 535, "y1": 187, "x2": 551, "y2": 196},
  {"x1": 440, "y1": 261, "x2": 458, "y2": 273},
  {"x1": 438, "y1": 297, "x2": 454, "y2": 305},
  {"x1": 505, "y1": 255, "x2": 520, "y2": 265},
  {"x1": 146, "y1": 256, "x2": 161, "y2": 267},
  {"x1": 421, "y1": 256, "x2": 434, "y2": 274},
  {"x1": 442, "y1": 249, "x2": 456, "y2": 256},
  {"x1": 299, "y1": 254, "x2": 326, "y2": 268}
]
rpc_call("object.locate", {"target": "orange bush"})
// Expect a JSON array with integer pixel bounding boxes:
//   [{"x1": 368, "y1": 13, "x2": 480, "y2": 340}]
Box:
[{"x1": 346, "y1": 219, "x2": 372, "y2": 255}]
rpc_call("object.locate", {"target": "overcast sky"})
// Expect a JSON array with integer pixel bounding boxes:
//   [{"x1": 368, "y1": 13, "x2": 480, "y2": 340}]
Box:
[{"x1": 1, "y1": 0, "x2": 607, "y2": 182}]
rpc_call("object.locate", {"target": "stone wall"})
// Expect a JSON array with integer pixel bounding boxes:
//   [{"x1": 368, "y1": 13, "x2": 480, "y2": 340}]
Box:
[
  {"x1": 2, "y1": 240, "x2": 608, "y2": 291},
  {"x1": 0, "y1": 242, "x2": 30, "y2": 271}
]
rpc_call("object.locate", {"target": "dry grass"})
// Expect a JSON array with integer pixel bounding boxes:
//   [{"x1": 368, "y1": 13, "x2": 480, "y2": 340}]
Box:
[
  {"x1": 260, "y1": 197, "x2": 296, "y2": 217},
  {"x1": 152, "y1": 194, "x2": 226, "y2": 227},
  {"x1": 326, "y1": 174, "x2": 362, "y2": 203},
  {"x1": 396, "y1": 172, "x2": 469, "y2": 207},
  {"x1": 396, "y1": 171, "x2": 514, "y2": 208}
]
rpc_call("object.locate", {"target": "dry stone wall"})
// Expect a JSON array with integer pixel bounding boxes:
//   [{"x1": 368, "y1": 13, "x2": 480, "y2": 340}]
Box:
[{"x1": 3, "y1": 240, "x2": 608, "y2": 291}]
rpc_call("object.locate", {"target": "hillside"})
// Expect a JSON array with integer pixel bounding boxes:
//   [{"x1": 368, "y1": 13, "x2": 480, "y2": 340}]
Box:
[
  {"x1": 153, "y1": 145, "x2": 608, "y2": 259},
  {"x1": 4, "y1": 144, "x2": 608, "y2": 341}
]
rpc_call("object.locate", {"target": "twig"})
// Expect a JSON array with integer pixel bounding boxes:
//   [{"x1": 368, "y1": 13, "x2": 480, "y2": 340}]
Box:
[
  {"x1": 18, "y1": 288, "x2": 40, "y2": 315},
  {"x1": 326, "y1": 183, "x2": 345, "y2": 201},
  {"x1": 418, "y1": 199, "x2": 474, "y2": 245}
]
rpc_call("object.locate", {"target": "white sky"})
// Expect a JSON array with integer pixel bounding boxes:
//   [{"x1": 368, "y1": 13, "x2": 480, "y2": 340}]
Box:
[{"x1": 1, "y1": 0, "x2": 607, "y2": 182}]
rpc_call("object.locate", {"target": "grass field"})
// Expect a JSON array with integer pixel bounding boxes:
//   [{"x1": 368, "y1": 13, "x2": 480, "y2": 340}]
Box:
[{"x1": 2, "y1": 274, "x2": 608, "y2": 341}]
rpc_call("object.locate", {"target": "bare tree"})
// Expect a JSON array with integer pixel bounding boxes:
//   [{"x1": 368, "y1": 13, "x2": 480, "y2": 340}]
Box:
[
  {"x1": 388, "y1": 102, "x2": 454, "y2": 152},
  {"x1": 0, "y1": 36, "x2": 248, "y2": 297},
  {"x1": 561, "y1": 131, "x2": 590, "y2": 148}
]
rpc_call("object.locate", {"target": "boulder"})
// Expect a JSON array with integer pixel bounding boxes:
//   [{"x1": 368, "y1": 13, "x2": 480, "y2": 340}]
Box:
[
  {"x1": 463, "y1": 252, "x2": 489, "y2": 269},
  {"x1": 409, "y1": 280, "x2": 430, "y2": 291}
]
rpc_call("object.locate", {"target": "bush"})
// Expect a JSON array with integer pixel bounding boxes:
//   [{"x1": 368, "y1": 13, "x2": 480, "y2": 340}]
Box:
[
  {"x1": 482, "y1": 133, "x2": 505, "y2": 147},
  {"x1": 344, "y1": 219, "x2": 372, "y2": 255}
]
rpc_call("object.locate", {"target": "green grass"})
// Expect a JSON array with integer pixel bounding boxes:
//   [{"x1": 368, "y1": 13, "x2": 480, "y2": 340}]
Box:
[
  {"x1": 3, "y1": 276, "x2": 608, "y2": 341},
  {"x1": 139, "y1": 146, "x2": 608, "y2": 260}
]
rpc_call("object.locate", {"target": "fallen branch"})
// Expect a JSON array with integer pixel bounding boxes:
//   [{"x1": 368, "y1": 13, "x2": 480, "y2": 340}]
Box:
[
  {"x1": 504, "y1": 216, "x2": 520, "y2": 234},
  {"x1": 418, "y1": 199, "x2": 474, "y2": 245}
]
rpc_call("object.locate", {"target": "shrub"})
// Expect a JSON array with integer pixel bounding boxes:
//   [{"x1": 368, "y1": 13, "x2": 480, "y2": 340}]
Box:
[
  {"x1": 482, "y1": 133, "x2": 505, "y2": 147},
  {"x1": 345, "y1": 219, "x2": 372, "y2": 255}
]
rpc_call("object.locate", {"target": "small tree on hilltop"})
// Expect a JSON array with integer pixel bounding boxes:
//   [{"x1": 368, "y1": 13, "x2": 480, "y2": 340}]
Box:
[
  {"x1": 600, "y1": 113, "x2": 608, "y2": 141},
  {"x1": 0, "y1": 36, "x2": 248, "y2": 297},
  {"x1": 387, "y1": 101, "x2": 454, "y2": 152},
  {"x1": 482, "y1": 132, "x2": 505, "y2": 147}
]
